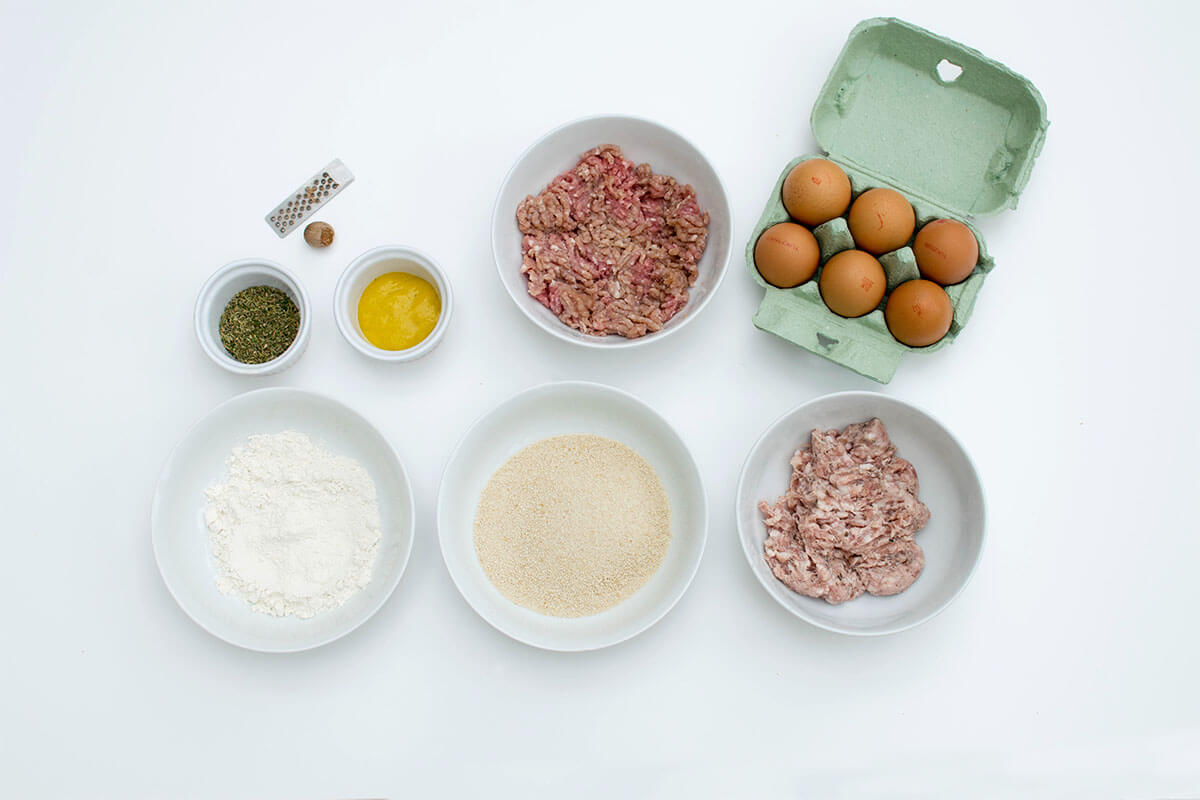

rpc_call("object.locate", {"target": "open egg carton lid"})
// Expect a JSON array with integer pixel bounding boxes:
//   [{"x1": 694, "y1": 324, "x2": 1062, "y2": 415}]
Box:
[
  {"x1": 748, "y1": 17, "x2": 1048, "y2": 383},
  {"x1": 812, "y1": 17, "x2": 1048, "y2": 218}
]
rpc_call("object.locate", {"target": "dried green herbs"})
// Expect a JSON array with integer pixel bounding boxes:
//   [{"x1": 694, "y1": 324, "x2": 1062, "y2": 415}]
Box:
[{"x1": 219, "y1": 286, "x2": 300, "y2": 364}]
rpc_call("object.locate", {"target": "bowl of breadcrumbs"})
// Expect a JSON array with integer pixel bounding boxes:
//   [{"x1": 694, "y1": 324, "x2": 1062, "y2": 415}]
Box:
[{"x1": 437, "y1": 381, "x2": 707, "y2": 651}]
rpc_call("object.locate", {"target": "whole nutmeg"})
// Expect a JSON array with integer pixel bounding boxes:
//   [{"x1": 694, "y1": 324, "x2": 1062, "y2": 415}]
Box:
[{"x1": 303, "y1": 221, "x2": 334, "y2": 248}]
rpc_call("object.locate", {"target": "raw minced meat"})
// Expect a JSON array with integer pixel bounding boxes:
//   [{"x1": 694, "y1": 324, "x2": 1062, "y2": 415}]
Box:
[
  {"x1": 758, "y1": 418, "x2": 930, "y2": 605},
  {"x1": 515, "y1": 144, "x2": 709, "y2": 338}
]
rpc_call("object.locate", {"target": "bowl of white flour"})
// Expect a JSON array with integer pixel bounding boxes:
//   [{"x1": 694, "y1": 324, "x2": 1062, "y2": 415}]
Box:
[{"x1": 152, "y1": 388, "x2": 415, "y2": 652}]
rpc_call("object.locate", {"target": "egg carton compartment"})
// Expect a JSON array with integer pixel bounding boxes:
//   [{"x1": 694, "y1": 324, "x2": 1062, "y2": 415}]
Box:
[
  {"x1": 746, "y1": 17, "x2": 1047, "y2": 383},
  {"x1": 813, "y1": 218, "x2": 921, "y2": 291},
  {"x1": 877, "y1": 249, "x2": 918, "y2": 292}
]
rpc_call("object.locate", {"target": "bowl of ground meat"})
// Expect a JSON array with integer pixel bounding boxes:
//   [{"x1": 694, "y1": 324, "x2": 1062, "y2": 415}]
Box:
[
  {"x1": 492, "y1": 115, "x2": 732, "y2": 347},
  {"x1": 736, "y1": 391, "x2": 985, "y2": 636}
]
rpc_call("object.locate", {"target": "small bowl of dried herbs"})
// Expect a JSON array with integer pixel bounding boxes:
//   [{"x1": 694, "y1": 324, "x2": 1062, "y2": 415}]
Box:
[{"x1": 194, "y1": 259, "x2": 311, "y2": 376}]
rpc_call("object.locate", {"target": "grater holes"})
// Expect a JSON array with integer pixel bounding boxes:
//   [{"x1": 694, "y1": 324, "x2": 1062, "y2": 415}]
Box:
[{"x1": 266, "y1": 161, "x2": 353, "y2": 237}]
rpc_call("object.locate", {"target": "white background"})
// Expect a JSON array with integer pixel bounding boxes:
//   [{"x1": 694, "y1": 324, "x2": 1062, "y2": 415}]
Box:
[{"x1": 2, "y1": 0, "x2": 1197, "y2": 797}]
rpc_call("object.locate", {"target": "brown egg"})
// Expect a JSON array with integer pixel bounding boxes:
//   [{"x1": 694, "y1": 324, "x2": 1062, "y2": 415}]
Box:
[
  {"x1": 819, "y1": 250, "x2": 886, "y2": 318},
  {"x1": 754, "y1": 222, "x2": 820, "y2": 288},
  {"x1": 913, "y1": 218, "x2": 979, "y2": 285},
  {"x1": 847, "y1": 188, "x2": 916, "y2": 255},
  {"x1": 885, "y1": 279, "x2": 954, "y2": 347},
  {"x1": 782, "y1": 158, "x2": 852, "y2": 227}
]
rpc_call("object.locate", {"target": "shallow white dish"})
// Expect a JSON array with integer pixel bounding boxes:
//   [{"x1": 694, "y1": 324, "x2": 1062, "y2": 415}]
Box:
[
  {"x1": 737, "y1": 391, "x2": 985, "y2": 636},
  {"x1": 152, "y1": 388, "x2": 415, "y2": 652},
  {"x1": 491, "y1": 114, "x2": 732, "y2": 348},
  {"x1": 438, "y1": 381, "x2": 707, "y2": 651},
  {"x1": 333, "y1": 245, "x2": 453, "y2": 362},
  {"x1": 194, "y1": 258, "x2": 311, "y2": 376}
]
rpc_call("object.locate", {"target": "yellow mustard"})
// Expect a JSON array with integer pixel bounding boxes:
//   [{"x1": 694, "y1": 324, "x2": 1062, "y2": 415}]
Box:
[{"x1": 357, "y1": 272, "x2": 441, "y2": 350}]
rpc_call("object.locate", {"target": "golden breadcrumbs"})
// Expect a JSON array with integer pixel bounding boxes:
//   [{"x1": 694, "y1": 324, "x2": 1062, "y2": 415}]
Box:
[{"x1": 473, "y1": 434, "x2": 671, "y2": 617}]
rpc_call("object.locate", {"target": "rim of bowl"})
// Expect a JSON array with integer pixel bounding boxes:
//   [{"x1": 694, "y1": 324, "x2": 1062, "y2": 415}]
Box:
[
  {"x1": 333, "y1": 244, "x2": 454, "y2": 362},
  {"x1": 490, "y1": 113, "x2": 733, "y2": 350},
  {"x1": 435, "y1": 379, "x2": 710, "y2": 651},
  {"x1": 193, "y1": 259, "x2": 312, "y2": 376},
  {"x1": 735, "y1": 390, "x2": 988, "y2": 637},
  {"x1": 150, "y1": 386, "x2": 416, "y2": 653}
]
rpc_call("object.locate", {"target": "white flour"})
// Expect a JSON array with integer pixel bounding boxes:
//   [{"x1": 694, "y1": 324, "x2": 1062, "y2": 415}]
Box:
[{"x1": 204, "y1": 431, "x2": 381, "y2": 619}]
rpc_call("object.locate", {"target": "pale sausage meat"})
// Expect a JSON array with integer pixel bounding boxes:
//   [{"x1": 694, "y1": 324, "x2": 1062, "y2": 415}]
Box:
[{"x1": 758, "y1": 419, "x2": 930, "y2": 604}]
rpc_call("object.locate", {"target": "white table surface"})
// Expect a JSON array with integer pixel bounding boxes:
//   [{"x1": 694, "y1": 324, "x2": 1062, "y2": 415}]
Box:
[{"x1": 2, "y1": 1, "x2": 1197, "y2": 797}]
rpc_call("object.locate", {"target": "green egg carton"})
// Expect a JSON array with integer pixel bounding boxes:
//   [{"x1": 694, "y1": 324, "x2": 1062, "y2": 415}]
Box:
[{"x1": 747, "y1": 17, "x2": 1048, "y2": 383}]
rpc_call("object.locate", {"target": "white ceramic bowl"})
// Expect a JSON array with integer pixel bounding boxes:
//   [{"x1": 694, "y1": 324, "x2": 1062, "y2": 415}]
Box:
[
  {"x1": 491, "y1": 114, "x2": 733, "y2": 348},
  {"x1": 737, "y1": 391, "x2": 985, "y2": 636},
  {"x1": 334, "y1": 245, "x2": 453, "y2": 362},
  {"x1": 438, "y1": 381, "x2": 708, "y2": 651},
  {"x1": 194, "y1": 259, "x2": 311, "y2": 376},
  {"x1": 152, "y1": 388, "x2": 415, "y2": 652}
]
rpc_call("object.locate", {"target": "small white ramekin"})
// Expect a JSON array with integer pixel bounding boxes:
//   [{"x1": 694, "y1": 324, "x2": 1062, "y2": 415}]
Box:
[
  {"x1": 333, "y1": 245, "x2": 453, "y2": 362},
  {"x1": 193, "y1": 259, "x2": 311, "y2": 376}
]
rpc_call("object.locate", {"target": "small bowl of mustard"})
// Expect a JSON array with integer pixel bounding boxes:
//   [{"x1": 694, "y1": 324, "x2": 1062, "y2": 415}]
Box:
[{"x1": 334, "y1": 245, "x2": 453, "y2": 362}]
